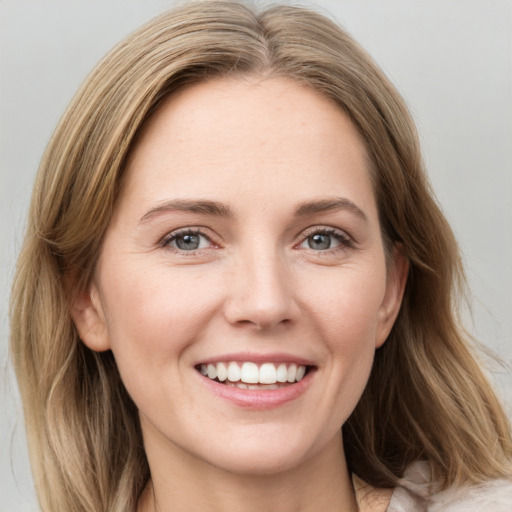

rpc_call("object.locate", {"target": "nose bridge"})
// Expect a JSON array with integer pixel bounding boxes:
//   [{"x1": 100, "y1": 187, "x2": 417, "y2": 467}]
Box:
[{"x1": 224, "y1": 242, "x2": 295, "y2": 329}]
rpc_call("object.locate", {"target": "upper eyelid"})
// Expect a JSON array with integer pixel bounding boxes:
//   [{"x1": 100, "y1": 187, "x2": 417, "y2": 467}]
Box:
[
  {"x1": 295, "y1": 226, "x2": 356, "y2": 251},
  {"x1": 160, "y1": 227, "x2": 216, "y2": 247},
  {"x1": 299, "y1": 225, "x2": 353, "y2": 240}
]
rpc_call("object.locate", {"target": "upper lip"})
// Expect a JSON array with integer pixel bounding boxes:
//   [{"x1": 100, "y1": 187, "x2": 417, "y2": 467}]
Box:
[{"x1": 195, "y1": 352, "x2": 316, "y2": 367}]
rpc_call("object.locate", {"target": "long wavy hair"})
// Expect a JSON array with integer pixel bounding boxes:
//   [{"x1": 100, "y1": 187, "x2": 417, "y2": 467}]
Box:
[{"x1": 10, "y1": 1, "x2": 512, "y2": 510}]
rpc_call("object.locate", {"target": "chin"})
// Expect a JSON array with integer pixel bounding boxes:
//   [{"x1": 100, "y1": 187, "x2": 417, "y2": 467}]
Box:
[
  {"x1": 193, "y1": 428, "x2": 331, "y2": 477},
  {"x1": 209, "y1": 449, "x2": 308, "y2": 477}
]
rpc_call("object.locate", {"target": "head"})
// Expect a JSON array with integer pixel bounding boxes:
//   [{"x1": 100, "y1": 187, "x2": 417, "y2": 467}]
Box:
[{"x1": 10, "y1": 1, "x2": 511, "y2": 511}]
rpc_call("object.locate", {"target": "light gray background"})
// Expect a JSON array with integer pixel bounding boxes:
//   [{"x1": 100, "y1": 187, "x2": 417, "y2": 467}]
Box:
[{"x1": 1, "y1": 1, "x2": 511, "y2": 510}]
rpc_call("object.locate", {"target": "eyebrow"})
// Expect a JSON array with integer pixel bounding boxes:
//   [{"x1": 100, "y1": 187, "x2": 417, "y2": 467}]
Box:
[
  {"x1": 139, "y1": 199, "x2": 234, "y2": 223},
  {"x1": 294, "y1": 197, "x2": 368, "y2": 222},
  {"x1": 139, "y1": 197, "x2": 367, "y2": 223}
]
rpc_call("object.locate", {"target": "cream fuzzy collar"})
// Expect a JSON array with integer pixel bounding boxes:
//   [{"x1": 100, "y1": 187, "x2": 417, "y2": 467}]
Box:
[{"x1": 353, "y1": 461, "x2": 512, "y2": 512}]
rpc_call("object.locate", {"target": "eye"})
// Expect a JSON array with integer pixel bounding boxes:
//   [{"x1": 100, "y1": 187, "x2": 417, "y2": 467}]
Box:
[
  {"x1": 304, "y1": 233, "x2": 338, "y2": 250},
  {"x1": 163, "y1": 229, "x2": 212, "y2": 252},
  {"x1": 298, "y1": 228, "x2": 352, "y2": 251}
]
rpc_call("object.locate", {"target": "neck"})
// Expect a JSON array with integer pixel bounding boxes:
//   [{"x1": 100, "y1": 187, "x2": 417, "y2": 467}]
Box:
[{"x1": 138, "y1": 430, "x2": 357, "y2": 512}]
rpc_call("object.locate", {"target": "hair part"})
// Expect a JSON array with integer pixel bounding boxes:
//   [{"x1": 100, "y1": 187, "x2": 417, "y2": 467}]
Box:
[{"x1": 10, "y1": 1, "x2": 511, "y2": 510}]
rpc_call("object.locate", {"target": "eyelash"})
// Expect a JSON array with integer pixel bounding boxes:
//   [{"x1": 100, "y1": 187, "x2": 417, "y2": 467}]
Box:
[
  {"x1": 160, "y1": 226, "x2": 354, "y2": 255},
  {"x1": 161, "y1": 228, "x2": 215, "y2": 255},
  {"x1": 297, "y1": 227, "x2": 354, "y2": 252}
]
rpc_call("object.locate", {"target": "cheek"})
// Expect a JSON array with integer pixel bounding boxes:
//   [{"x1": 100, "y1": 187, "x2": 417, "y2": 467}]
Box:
[
  {"x1": 301, "y1": 264, "x2": 386, "y2": 412},
  {"x1": 99, "y1": 260, "x2": 223, "y2": 377},
  {"x1": 97, "y1": 263, "x2": 228, "y2": 427},
  {"x1": 303, "y1": 264, "x2": 387, "y2": 347}
]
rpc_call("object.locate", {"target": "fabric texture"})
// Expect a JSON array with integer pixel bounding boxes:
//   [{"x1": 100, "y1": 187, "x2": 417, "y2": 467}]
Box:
[{"x1": 354, "y1": 461, "x2": 512, "y2": 512}]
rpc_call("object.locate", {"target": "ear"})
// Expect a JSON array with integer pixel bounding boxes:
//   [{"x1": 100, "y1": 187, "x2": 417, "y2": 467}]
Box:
[
  {"x1": 375, "y1": 244, "x2": 409, "y2": 348},
  {"x1": 70, "y1": 282, "x2": 111, "y2": 352}
]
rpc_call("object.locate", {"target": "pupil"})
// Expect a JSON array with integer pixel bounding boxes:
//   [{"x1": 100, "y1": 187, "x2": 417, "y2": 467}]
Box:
[
  {"x1": 309, "y1": 234, "x2": 330, "y2": 250},
  {"x1": 177, "y1": 234, "x2": 200, "y2": 250}
]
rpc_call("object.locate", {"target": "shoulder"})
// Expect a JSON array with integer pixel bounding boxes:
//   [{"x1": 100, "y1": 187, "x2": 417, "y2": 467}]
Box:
[{"x1": 387, "y1": 461, "x2": 512, "y2": 512}]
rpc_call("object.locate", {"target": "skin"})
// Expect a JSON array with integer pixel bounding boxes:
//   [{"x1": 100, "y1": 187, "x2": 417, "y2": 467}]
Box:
[{"x1": 73, "y1": 76, "x2": 408, "y2": 512}]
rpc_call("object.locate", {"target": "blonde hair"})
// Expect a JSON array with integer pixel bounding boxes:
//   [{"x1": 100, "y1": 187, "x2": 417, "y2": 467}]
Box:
[{"x1": 10, "y1": 1, "x2": 512, "y2": 510}]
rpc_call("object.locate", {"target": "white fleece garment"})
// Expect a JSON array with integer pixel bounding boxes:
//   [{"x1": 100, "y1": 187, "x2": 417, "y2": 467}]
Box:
[
  {"x1": 355, "y1": 461, "x2": 512, "y2": 512},
  {"x1": 428, "y1": 479, "x2": 512, "y2": 511}
]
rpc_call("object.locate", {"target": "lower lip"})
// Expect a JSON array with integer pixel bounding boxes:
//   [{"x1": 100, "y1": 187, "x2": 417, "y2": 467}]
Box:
[{"x1": 196, "y1": 370, "x2": 314, "y2": 410}]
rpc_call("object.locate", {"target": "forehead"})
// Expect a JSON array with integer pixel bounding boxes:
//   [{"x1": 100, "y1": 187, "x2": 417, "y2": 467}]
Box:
[{"x1": 120, "y1": 76, "x2": 376, "y2": 220}]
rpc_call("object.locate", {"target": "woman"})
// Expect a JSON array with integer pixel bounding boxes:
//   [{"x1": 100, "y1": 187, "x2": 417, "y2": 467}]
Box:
[{"x1": 9, "y1": 1, "x2": 512, "y2": 511}]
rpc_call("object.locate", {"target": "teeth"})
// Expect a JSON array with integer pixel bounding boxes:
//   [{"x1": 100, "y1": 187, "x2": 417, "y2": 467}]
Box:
[
  {"x1": 259, "y1": 363, "x2": 277, "y2": 384},
  {"x1": 225, "y1": 382, "x2": 281, "y2": 390},
  {"x1": 227, "y1": 362, "x2": 241, "y2": 382},
  {"x1": 199, "y1": 361, "x2": 309, "y2": 385},
  {"x1": 287, "y1": 363, "x2": 297, "y2": 383},
  {"x1": 216, "y1": 362, "x2": 228, "y2": 382},
  {"x1": 207, "y1": 364, "x2": 217, "y2": 380},
  {"x1": 276, "y1": 363, "x2": 288, "y2": 383},
  {"x1": 240, "y1": 362, "x2": 259, "y2": 384}
]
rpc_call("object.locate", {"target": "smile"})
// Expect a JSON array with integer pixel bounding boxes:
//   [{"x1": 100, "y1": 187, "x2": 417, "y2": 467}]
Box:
[
  {"x1": 197, "y1": 361, "x2": 308, "y2": 389},
  {"x1": 194, "y1": 358, "x2": 316, "y2": 409}
]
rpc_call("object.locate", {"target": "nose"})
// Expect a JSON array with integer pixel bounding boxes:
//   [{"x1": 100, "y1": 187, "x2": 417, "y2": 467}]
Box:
[{"x1": 223, "y1": 249, "x2": 298, "y2": 331}]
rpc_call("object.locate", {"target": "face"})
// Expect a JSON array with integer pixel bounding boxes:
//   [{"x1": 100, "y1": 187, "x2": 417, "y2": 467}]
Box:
[{"x1": 73, "y1": 77, "x2": 407, "y2": 477}]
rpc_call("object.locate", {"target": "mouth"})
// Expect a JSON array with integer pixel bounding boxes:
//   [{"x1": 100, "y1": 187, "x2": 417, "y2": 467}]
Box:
[{"x1": 195, "y1": 361, "x2": 315, "y2": 390}]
